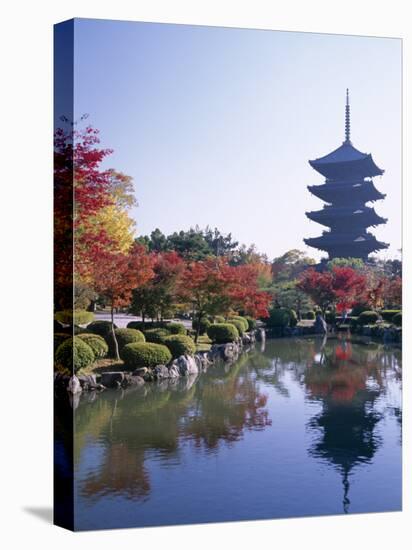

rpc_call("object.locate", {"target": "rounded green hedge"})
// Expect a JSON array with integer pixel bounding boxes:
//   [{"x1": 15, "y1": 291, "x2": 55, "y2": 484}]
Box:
[
  {"x1": 87, "y1": 320, "x2": 118, "y2": 337},
  {"x1": 214, "y1": 315, "x2": 226, "y2": 323},
  {"x1": 351, "y1": 304, "x2": 370, "y2": 316},
  {"x1": 207, "y1": 323, "x2": 239, "y2": 343},
  {"x1": 229, "y1": 316, "x2": 249, "y2": 332},
  {"x1": 289, "y1": 309, "x2": 298, "y2": 327},
  {"x1": 126, "y1": 320, "x2": 165, "y2": 330},
  {"x1": 266, "y1": 307, "x2": 293, "y2": 328},
  {"x1": 143, "y1": 328, "x2": 170, "y2": 344},
  {"x1": 77, "y1": 333, "x2": 108, "y2": 359},
  {"x1": 358, "y1": 311, "x2": 380, "y2": 326},
  {"x1": 302, "y1": 311, "x2": 315, "y2": 320},
  {"x1": 55, "y1": 337, "x2": 95, "y2": 374},
  {"x1": 164, "y1": 334, "x2": 196, "y2": 358},
  {"x1": 54, "y1": 332, "x2": 71, "y2": 351},
  {"x1": 244, "y1": 316, "x2": 257, "y2": 330},
  {"x1": 166, "y1": 322, "x2": 187, "y2": 335},
  {"x1": 126, "y1": 320, "x2": 145, "y2": 331},
  {"x1": 114, "y1": 328, "x2": 145, "y2": 349},
  {"x1": 392, "y1": 312, "x2": 402, "y2": 326},
  {"x1": 227, "y1": 318, "x2": 246, "y2": 336},
  {"x1": 120, "y1": 342, "x2": 172, "y2": 369},
  {"x1": 380, "y1": 309, "x2": 401, "y2": 322},
  {"x1": 192, "y1": 317, "x2": 211, "y2": 335},
  {"x1": 54, "y1": 309, "x2": 94, "y2": 326}
]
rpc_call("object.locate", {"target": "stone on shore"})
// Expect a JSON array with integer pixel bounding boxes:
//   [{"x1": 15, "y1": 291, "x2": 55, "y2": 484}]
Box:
[
  {"x1": 67, "y1": 375, "x2": 82, "y2": 394},
  {"x1": 173, "y1": 354, "x2": 199, "y2": 376},
  {"x1": 123, "y1": 374, "x2": 145, "y2": 386},
  {"x1": 100, "y1": 372, "x2": 125, "y2": 388}
]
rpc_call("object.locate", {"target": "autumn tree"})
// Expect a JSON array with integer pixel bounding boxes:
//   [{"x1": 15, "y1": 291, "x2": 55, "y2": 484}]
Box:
[
  {"x1": 91, "y1": 243, "x2": 155, "y2": 359},
  {"x1": 385, "y1": 276, "x2": 402, "y2": 308},
  {"x1": 179, "y1": 259, "x2": 270, "y2": 342},
  {"x1": 130, "y1": 251, "x2": 185, "y2": 322},
  {"x1": 297, "y1": 266, "x2": 366, "y2": 315}
]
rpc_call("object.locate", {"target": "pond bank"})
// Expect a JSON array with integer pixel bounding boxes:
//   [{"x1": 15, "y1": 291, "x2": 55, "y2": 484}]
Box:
[{"x1": 55, "y1": 328, "x2": 266, "y2": 395}]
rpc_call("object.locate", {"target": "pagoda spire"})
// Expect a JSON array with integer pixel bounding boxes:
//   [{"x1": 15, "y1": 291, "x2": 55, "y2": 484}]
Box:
[
  {"x1": 305, "y1": 91, "x2": 388, "y2": 260},
  {"x1": 345, "y1": 88, "x2": 351, "y2": 143}
]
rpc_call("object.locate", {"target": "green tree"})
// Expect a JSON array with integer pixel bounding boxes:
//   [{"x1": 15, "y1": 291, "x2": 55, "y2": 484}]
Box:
[
  {"x1": 203, "y1": 226, "x2": 239, "y2": 257},
  {"x1": 327, "y1": 257, "x2": 365, "y2": 270}
]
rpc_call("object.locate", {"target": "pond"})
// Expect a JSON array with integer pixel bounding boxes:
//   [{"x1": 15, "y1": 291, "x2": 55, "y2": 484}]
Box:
[{"x1": 72, "y1": 335, "x2": 402, "y2": 530}]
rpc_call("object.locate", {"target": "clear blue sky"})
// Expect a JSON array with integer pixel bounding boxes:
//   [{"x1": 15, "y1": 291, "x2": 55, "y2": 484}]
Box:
[{"x1": 72, "y1": 18, "x2": 401, "y2": 261}]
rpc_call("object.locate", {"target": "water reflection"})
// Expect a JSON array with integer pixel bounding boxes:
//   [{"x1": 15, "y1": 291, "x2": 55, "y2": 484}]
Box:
[
  {"x1": 74, "y1": 336, "x2": 401, "y2": 524},
  {"x1": 75, "y1": 354, "x2": 271, "y2": 501},
  {"x1": 305, "y1": 337, "x2": 384, "y2": 513},
  {"x1": 247, "y1": 335, "x2": 401, "y2": 513}
]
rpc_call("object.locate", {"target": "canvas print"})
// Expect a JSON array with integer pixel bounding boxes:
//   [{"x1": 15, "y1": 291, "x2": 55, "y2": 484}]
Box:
[{"x1": 54, "y1": 19, "x2": 402, "y2": 531}]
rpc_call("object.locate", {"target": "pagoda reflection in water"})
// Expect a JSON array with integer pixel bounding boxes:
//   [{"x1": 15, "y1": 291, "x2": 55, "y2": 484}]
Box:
[
  {"x1": 304, "y1": 336, "x2": 384, "y2": 513},
  {"x1": 305, "y1": 90, "x2": 388, "y2": 260}
]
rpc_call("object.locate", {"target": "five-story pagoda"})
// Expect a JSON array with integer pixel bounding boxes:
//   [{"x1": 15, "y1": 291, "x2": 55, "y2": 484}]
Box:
[{"x1": 304, "y1": 90, "x2": 388, "y2": 260}]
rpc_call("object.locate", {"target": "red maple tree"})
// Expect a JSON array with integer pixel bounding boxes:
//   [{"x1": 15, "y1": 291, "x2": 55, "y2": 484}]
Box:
[
  {"x1": 91, "y1": 243, "x2": 155, "y2": 359},
  {"x1": 179, "y1": 258, "x2": 270, "y2": 341},
  {"x1": 297, "y1": 266, "x2": 367, "y2": 314}
]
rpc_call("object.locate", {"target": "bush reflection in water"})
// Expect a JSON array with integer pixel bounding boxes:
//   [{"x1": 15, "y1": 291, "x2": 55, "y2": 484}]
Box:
[{"x1": 72, "y1": 335, "x2": 401, "y2": 519}]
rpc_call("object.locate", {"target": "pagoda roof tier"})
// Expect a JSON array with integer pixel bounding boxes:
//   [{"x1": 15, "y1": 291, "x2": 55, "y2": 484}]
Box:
[
  {"x1": 304, "y1": 232, "x2": 389, "y2": 254},
  {"x1": 308, "y1": 180, "x2": 385, "y2": 204},
  {"x1": 309, "y1": 141, "x2": 384, "y2": 179},
  {"x1": 306, "y1": 206, "x2": 387, "y2": 228}
]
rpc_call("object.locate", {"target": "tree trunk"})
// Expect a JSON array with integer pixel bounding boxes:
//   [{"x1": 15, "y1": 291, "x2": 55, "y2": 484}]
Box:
[
  {"x1": 194, "y1": 310, "x2": 202, "y2": 343},
  {"x1": 111, "y1": 305, "x2": 120, "y2": 361}
]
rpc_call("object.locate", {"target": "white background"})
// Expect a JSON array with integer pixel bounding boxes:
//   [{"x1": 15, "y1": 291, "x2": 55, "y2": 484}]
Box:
[{"x1": 0, "y1": 1, "x2": 410, "y2": 548}]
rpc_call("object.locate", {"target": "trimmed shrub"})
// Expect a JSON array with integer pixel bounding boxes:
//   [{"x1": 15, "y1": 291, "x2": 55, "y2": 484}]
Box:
[
  {"x1": 77, "y1": 333, "x2": 109, "y2": 359},
  {"x1": 207, "y1": 323, "x2": 239, "y2": 343},
  {"x1": 325, "y1": 311, "x2": 336, "y2": 324},
  {"x1": 289, "y1": 309, "x2": 298, "y2": 327},
  {"x1": 392, "y1": 312, "x2": 402, "y2": 327},
  {"x1": 54, "y1": 332, "x2": 71, "y2": 351},
  {"x1": 165, "y1": 322, "x2": 187, "y2": 335},
  {"x1": 120, "y1": 342, "x2": 172, "y2": 369},
  {"x1": 54, "y1": 309, "x2": 94, "y2": 326},
  {"x1": 244, "y1": 316, "x2": 257, "y2": 330},
  {"x1": 143, "y1": 328, "x2": 170, "y2": 344},
  {"x1": 266, "y1": 307, "x2": 292, "y2": 328},
  {"x1": 126, "y1": 320, "x2": 146, "y2": 331},
  {"x1": 126, "y1": 320, "x2": 166, "y2": 331},
  {"x1": 164, "y1": 334, "x2": 196, "y2": 358},
  {"x1": 58, "y1": 325, "x2": 91, "y2": 336},
  {"x1": 55, "y1": 337, "x2": 95, "y2": 374},
  {"x1": 358, "y1": 311, "x2": 380, "y2": 326},
  {"x1": 114, "y1": 328, "x2": 145, "y2": 349},
  {"x1": 192, "y1": 317, "x2": 211, "y2": 335},
  {"x1": 229, "y1": 316, "x2": 249, "y2": 332},
  {"x1": 380, "y1": 309, "x2": 401, "y2": 322},
  {"x1": 228, "y1": 319, "x2": 246, "y2": 336},
  {"x1": 87, "y1": 320, "x2": 118, "y2": 337},
  {"x1": 302, "y1": 311, "x2": 315, "y2": 320},
  {"x1": 73, "y1": 325, "x2": 90, "y2": 335},
  {"x1": 214, "y1": 315, "x2": 226, "y2": 324},
  {"x1": 104, "y1": 328, "x2": 145, "y2": 357},
  {"x1": 351, "y1": 304, "x2": 370, "y2": 316}
]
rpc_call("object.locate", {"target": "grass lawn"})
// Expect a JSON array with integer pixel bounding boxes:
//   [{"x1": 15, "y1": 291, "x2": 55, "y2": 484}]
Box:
[
  {"x1": 195, "y1": 334, "x2": 212, "y2": 352},
  {"x1": 80, "y1": 358, "x2": 126, "y2": 376}
]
